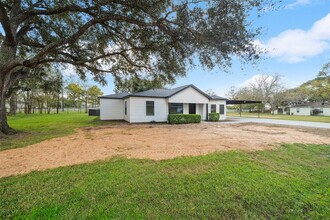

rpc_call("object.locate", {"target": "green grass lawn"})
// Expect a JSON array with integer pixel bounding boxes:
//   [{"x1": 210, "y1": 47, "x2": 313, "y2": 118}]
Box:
[
  {"x1": 227, "y1": 111, "x2": 330, "y2": 123},
  {"x1": 1, "y1": 144, "x2": 329, "y2": 219},
  {"x1": 1, "y1": 112, "x2": 108, "y2": 151}
]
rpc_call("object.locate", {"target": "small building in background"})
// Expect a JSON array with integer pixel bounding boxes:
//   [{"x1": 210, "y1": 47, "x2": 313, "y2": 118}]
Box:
[{"x1": 289, "y1": 102, "x2": 330, "y2": 116}]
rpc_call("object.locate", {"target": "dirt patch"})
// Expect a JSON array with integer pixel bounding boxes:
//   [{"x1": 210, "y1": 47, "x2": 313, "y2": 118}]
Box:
[{"x1": 1, "y1": 123, "x2": 329, "y2": 178}]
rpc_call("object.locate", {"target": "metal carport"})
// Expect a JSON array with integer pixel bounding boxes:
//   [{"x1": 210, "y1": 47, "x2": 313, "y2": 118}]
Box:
[{"x1": 227, "y1": 100, "x2": 262, "y2": 118}]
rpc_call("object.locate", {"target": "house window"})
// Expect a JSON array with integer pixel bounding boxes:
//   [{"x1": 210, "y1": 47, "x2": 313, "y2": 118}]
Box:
[
  {"x1": 296, "y1": 108, "x2": 300, "y2": 113},
  {"x1": 219, "y1": 104, "x2": 225, "y2": 114},
  {"x1": 320, "y1": 108, "x2": 323, "y2": 113},
  {"x1": 211, "y1": 104, "x2": 216, "y2": 113},
  {"x1": 146, "y1": 101, "x2": 154, "y2": 116},
  {"x1": 169, "y1": 103, "x2": 183, "y2": 114},
  {"x1": 124, "y1": 101, "x2": 127, "y2": 115}
]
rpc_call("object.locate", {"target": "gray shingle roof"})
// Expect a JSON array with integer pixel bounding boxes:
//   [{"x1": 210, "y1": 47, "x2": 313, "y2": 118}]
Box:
[
  {"x1": 131, "y1": 85, "x2": 191, "y2": 98},
  {"x1": 99, "y1": 84, "x2": 226, "y2": 100},
  {"x1": 99, "y1": 92, "x2": 130, "y2": 99}
]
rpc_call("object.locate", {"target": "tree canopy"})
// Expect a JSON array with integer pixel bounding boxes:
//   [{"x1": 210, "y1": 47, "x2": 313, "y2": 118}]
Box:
[
  {"x1": 0, "y1": 0, "x2": 269, "y2": 134},
  {"x1": 227, "y1": 74, "x2": 285, "y2": 112}
]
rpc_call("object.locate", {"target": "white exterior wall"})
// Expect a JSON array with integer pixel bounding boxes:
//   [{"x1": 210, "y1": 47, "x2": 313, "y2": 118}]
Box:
[
  {"x1": 208, "y1": 100, "x2": 227, "y2": 120},
  {"x1": 183, "y1": 103, "x2": 189, "y2": 114},
  {"x1": 100, "y1": 98, "x2": 124, "y2": 120},
  {"x1": 290, "y1": 107, "x2": 311, "y2": 116},
  {"x1": 128, "y1": 97, "x2": 168, "y2": 123},
  {"x1": 196, "y1": 104, "x2": 204, "y2": 116},
  {"x1": 202, "y1": 104, "x2": 210, "y2": 121},
  {"x1": 321, "y1": 107, "x2": 330, "y2": 116},
  {"x1": 168, "y1": 87, "x2": 209, "y2": 103},
  {"x1": 123, "y1": 98, "x2": 130, "y2": 122}
]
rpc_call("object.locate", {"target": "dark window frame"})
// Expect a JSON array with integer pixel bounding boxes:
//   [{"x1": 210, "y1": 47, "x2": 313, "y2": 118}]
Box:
[
  {"x1": 219, "y1": 104, "x2": 225, "y2": 114},
  {"x1": 169, "y1": 103, "x2": 184, "y2": 114},
  {"x1": 211, "y1": 104, "x2": 216, "y2": 113},
  {"x1": 146, "y1": 101, "x2": 155, "y2": 116}
]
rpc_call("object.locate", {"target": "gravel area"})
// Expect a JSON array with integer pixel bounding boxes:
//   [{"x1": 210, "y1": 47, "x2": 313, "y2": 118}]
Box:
[{"x1": 1, "y1": 123, "x2": 329, "y2": 178}]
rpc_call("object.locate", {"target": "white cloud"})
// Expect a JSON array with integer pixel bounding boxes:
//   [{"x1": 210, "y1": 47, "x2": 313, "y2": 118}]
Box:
[
  {"x1": 257, "y1": 13, "x2": 330, "y2": 63},
  {"x1": 285, "y1": 0, "x2": 311, "y2": 9},
  {"x1": 238, "y1": 74, "x2": 264, "y2": 88}
]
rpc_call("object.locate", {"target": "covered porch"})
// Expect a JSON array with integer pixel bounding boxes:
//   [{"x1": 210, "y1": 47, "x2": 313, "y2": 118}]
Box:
[{"x1": 168, "y1": 103, "x2": 208, "y2": 120}]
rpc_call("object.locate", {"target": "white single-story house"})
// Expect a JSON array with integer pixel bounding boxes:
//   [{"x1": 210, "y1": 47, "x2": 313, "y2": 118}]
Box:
[
  {"x1": 99, "y1": 84, "x2": 227, "y2": 123},
  {"x1": 289, "y1": 102, "x2": 330, "y2": 116}
]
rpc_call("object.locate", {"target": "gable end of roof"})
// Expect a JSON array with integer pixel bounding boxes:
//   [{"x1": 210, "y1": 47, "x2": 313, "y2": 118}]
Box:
[{"x1": 167, "y1": 84, "x2": 212, "y2": 99}]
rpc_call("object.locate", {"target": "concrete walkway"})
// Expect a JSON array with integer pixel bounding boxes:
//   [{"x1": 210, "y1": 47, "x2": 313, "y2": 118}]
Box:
[{"x1": 206, "y1": 116, "x2": 330, "y2": 129}]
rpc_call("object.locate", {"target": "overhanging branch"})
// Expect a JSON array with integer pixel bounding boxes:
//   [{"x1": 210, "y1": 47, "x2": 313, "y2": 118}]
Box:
[{"x1": 0, "y1": 2, "x2": 15, "y2": 45}]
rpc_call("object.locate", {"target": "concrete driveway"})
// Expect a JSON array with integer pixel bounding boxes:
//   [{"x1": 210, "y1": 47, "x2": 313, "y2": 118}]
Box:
[{"x1": 208, "y1": 116, "x2": 330, "y2": 129}]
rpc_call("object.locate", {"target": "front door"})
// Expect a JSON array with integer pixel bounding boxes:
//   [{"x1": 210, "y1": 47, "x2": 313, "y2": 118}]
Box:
[{"x1": 189, "y1": 103, "x2": 196, "y2": 114}]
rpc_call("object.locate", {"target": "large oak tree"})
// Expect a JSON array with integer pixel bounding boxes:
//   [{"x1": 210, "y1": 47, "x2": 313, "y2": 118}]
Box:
[{"x1": 0, "y1": 0, "x2": 267, "y2": 134}]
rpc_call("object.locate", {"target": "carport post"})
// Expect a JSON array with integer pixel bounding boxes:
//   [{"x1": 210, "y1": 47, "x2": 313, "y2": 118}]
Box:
[
  {"x1": 258, "y1": 103, "x2": 260, "y2": 118},
  {"x1": 239, "y1": 104, "x2": 242, "y2": 117}
]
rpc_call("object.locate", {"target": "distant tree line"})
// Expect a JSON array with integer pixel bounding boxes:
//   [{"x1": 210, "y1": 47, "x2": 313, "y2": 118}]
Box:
[
  {"x1": 226, "y1": 62, "x2": 330, "y2": 113},
  {"x1": 6, "y1": 66, "x2": 103, "y2": 116}
]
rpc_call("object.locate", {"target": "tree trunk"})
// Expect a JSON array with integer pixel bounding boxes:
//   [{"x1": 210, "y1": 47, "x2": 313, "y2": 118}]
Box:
[
  {"x1": 0, "y1": 78, "x2": 15, "y2": 134},
  {"x1": 46, "y1": 99, "x2": 49, "y2": 114},
  {"x1": 0, "y1": 90, "x2": 10, "y2": 134},
  {"x1": 85, "y1": 96, "x2": 88, "y2": 113},
  {"x1": 9, "y1": 92, "x2": 17, "y2": 116},
  {"x1": 27, "y1": 91, "x2": 32, "y2": 114},
  {"x1": 57, "y1": 93, "x2": 60, "y2": 114},
  {"x1": 61, "y1": 89, "x2": 64, "y2": 112},
  {"x1": 0, "y1": 39, "x2": 21, "y2": 134}
]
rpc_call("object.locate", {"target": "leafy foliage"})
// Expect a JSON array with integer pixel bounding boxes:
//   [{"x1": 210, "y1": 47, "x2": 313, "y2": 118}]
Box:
[
  {"x1": 208, "y1": 113, "x2": 220, "y2": 121},
  {"x1": 168, "y1": 114, "x2": 201, "y2": 124},
  {"x1": 227, "y1": 74, "x2": 285, "y2": 111},
  {"x1": 66, "y1": 83, "x2": 84, "y2": 108},
  {"x1": 0, "y1": 0, "x2": 270, "y2": 133},
  {"x1": 114, "y1": 74, "x2": 167, "y2": 93},
  {"x1": 87, "y1": 85, "x2": 103, "y2": 108},
  {"x1": 1, "y1": 0, "x2": 265, "y2": 84},
  {"x1": 285, "y1": 74, "x2": 330, "y2": 104}
]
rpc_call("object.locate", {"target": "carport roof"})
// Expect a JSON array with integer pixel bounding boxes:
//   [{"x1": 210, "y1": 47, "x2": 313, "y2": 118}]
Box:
[{"x1": 227, "y1": 100, "x2": 262, "y2": 104}]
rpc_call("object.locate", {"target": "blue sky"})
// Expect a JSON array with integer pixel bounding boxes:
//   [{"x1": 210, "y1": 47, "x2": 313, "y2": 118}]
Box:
[{"x1": 85, "y1": 0, "x2": 330, "y2": 96}]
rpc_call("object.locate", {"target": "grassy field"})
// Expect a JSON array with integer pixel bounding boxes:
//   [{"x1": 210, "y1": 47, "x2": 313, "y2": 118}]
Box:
[
  {"x1": 227, "y1": 111, "x2": 330, "y2": 123},
  {"x1": 1, "y1": 144, "x2": 329, "y2": 219},
  {"x1": 1, "y1": 112, "x2": 108, "y2": 151}
]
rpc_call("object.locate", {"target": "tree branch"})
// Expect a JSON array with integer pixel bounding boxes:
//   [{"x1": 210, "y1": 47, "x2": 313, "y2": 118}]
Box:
[
  {"x1": 23, "y1": 5, "x2": 86, "y2": 16},
  {"x1": 23, "y1": 13, "x2": 154, "y2": 67},
  {"x1": 0, "y1": 2, "x2": 15, "y2": 45},
  {"x1": 20, "y1": 38, "x2": 45, "y2": 48}
]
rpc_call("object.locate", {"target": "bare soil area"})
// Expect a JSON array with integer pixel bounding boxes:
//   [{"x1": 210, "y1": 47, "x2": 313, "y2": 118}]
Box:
[{"x1": 1, "y1": 123, "x2": 329, "y2": 178}]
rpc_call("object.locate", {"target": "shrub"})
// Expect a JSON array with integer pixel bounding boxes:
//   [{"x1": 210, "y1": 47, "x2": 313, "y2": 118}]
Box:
[
  {"x1": 168, "y1": 114, "x2": 201, "y2": 124},
  {"x1": 208, "y1": 113, "x2": 220, "y2": 122}
]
